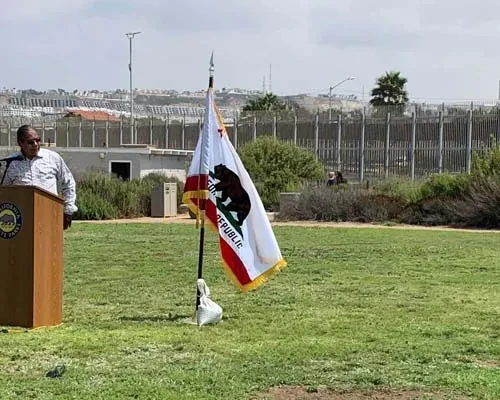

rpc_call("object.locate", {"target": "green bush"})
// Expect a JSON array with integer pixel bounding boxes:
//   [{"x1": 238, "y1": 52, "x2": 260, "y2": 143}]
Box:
[
  {"x1": 472, "y1": 145, "x2": 500, "y2": 177},
  {"x1": 74, "y1": 171, "x2": 184, "y2": 220},
  {"x1": 276, "y1": 146, "x2": 500, "y2": 228},
  {"x1": 74, "y1": 190, "x2": 120, "y2": 220},
  {"x1": 373, "y1": 174, "x2": 469, "y2": 204},
  {"x1": 372, "y1": 178, "x2": 425, "y2": 203},
  {"x1": 238, "y1": 136, "x2": 325, "y2": 209},
  {"x1": 418, "y1": 173, "x2": 470, "y2": 199}
]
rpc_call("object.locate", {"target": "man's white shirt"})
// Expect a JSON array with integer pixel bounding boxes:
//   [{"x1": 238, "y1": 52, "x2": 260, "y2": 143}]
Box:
[{"x1": 2, "y1": 148, "x2": 77, "y2": 214}]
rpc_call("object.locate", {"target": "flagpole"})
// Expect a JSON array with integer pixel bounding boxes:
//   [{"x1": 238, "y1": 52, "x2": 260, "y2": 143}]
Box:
[{"x1": 195, "y1": 53, "x2": 215, "y2": 311}]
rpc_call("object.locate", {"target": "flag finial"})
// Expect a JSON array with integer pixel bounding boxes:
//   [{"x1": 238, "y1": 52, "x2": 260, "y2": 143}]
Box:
[
  {"x1": 209, "y1": 52, "x2": 214, "y2": 75},
  {"x1": 208, "y1": 52, "x2": 214, "y2": 88}
]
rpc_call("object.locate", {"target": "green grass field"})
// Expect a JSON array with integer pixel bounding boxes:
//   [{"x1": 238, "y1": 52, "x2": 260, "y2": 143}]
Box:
[{"x1": 1, "y1": 223, "x2": 500, "y2": 399}]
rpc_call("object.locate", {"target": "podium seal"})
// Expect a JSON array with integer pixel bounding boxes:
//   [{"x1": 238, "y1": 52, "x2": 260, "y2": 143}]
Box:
[{"x1": 0, "y1": 202, "x2": 22, "y2": 239}]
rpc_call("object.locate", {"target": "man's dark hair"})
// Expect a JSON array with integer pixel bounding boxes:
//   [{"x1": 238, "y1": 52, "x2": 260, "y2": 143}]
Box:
[{"x1": 17, "y1": 125, "x2": 35, "y2": 142}]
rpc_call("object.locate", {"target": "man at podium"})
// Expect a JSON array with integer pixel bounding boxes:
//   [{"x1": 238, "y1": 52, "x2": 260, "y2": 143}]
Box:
[{"x1": 1, "y1": 125, "x2": 77, "y2": 229}]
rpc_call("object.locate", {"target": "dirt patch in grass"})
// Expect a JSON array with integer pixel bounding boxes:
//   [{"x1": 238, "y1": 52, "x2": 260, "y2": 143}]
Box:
[
  {"x1": 253, "y1": 386, "x2": 468, "y2": 400},
  {"x1": 473, "y1": 359, "x2": 500, "y2": 369}
]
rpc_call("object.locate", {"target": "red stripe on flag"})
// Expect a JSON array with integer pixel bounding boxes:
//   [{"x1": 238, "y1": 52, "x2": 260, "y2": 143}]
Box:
[
  {"x1": 206, "y1": 199, "x2": 217, "y2": 225},
  {"x1": 184, "y1": 175, "x2": 208, "y2": 192},
  {"x1": 205, "y1": 199, "x2": 251, "y2": 285},
  {"x1": 219, "y1": 238, "x2": 252, "y2": 286}
]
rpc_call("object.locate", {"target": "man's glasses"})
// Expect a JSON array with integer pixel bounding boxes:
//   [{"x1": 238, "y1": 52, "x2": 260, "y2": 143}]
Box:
[{"x1": 26, "y1": 138, "x2": 41, "y2": 145}]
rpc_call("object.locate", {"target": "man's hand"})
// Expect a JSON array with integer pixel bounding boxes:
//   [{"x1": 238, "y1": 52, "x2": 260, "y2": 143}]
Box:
[{"x1": 63, "y1": 213, "x2": 73, "y2": 230}]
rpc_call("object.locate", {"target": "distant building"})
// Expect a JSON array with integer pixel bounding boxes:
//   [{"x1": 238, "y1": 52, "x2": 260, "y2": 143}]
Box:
[{"x1": 63, "y1": 110, "x2": 121, "y2": 121}]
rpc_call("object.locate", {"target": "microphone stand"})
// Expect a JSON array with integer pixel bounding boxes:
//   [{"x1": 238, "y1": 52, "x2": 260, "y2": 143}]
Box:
[{"x1": 0, "y1": 158, "x2": 17, "y2": 185}]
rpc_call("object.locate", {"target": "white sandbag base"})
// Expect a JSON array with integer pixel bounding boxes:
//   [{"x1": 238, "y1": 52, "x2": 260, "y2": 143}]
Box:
[{"x1": 195, "y1": 279, "x2": 223, "y2": 326}]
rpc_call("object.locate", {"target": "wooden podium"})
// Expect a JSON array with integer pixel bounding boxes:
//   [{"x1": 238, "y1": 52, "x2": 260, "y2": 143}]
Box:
[{"x1": 0, "y1": 185, "x2": 64, "y2": 328}]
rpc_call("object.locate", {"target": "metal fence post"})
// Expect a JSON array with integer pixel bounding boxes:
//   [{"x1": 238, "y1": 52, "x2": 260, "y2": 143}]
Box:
[
  {"x1": 42, "y1": 118, "x2": 46, "y2": 143},
  {"x1": 253, "y1": 116, "x2": 257, "y2": 142},
  {"x1": 78, "y1": 120, "x2": 82, "y2": 148},
  {"x1": 496, "y1": 106, "x2": 500, "y2": 145},
  {"x1": 233, "y1": 116, "x2": 238, "y2": 149},
  {"x1": 410, "y1": 111, "x2": 416, "y2": 181},
  {"x1": 293, "y1": 114, "x2": 297, "y2": 145},
  {"x1": 66, "y1": 120, "x2": 69, "y2": 147},
  {"x1": 181, "y1": 114, "x2": 186, "y2": 149},
  {"x1": 384, "y1": 112, "x2": 391, "y2": 179},
  {"x1": 359, "y1": 108, "x2": 366, "y2": 182},
  {"x1": 119, "y1": 115, "x2": 123, "y2": 146},
  {"x1": 92, "y1": 119, "x2": 96, "y2": 148},
  {"x1": 105, "y1": 119, "x2": 109, "y2": 148},
  {"x1": 134, "y1": 119, "x2": 137, "y2": 145},
  {"x1": 438, "y1": 108, "x2": 444, "y2": 173},
  {"x1": 149, "y1": 115, "x2": 153, "y2": 146},
  {"x1": 336, "y1": 114, "x2": 342, "y2": 171},
  {"x1": 273, "y1": 115, "x2": 277, "y2": 138},
  {"x1": 314, "y1": 113, "x2": 319, "y2": 156},
  {"x1": 165, "y1": 117, "x2": 169, "y2": 149},
  {"x1": 7, "y1": 118, "x2": 11, "y2": 147},
  {"x1": 466, "y1": 106, "x2": 473, "y2": 173}
]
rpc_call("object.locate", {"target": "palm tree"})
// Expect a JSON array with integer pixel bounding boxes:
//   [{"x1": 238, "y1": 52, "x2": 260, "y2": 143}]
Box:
[
  {"x1": 242, "y1": 93, "x2": 287, "y2": 112},
  {"x1": 370, "y1": 71, "x2": 409, "y2": 107}
]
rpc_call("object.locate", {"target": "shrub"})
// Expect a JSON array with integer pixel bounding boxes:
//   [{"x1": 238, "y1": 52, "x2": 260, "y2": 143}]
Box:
[
  {"x1": 373, "y1": 174, "x2": 469, "y2": 204},
  {"x1": 278, "y1": 183, "x2": 405, "y2": 223},
  {"x1": 238, "y1": 136, "x2": 325, "y2": 209},
  {"x1": 372, "y1": 178, "x2": 425, "y2": 203},
  {"x1": 450, "y1": 175, "x2": 500, "y2": 228},
  {"x1": 399, "y1": 198, "x2": 457, "y2": 226},
  {"x1": 74, "y1": 190, "x2": 120, "y2": 220},
  {"x1": 418, "y1": 173, "x2": 469, "y2": 199},
  {"x1": 277, "y1": 146, "x2": 500, "y2": 228},
  {"x1": 471, "y1": 144, "x2": 500, "y2": 177},
  {"x1": 74, "y1": 171, "x2": 184, "y2": 220}
]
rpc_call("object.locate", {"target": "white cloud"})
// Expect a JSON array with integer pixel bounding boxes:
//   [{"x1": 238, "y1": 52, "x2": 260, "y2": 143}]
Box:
[
  {"x1": 1, "y1": 0, "x2": 500, "y2": 101},
  {"x1": 0, "y1": 0, "x2": 94, "y2": 22}
]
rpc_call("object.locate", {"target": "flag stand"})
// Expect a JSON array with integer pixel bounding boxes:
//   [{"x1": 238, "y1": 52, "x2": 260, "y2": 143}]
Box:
[
  {"x1": 181, "y1": 53, "x2": 285, "y2": 326},
  {"x1": 195, "y1": 206, "x2": 206, "y2": 311},
  {"x1": 193, "y1": 54, "x2": 215, "y2": 321}
]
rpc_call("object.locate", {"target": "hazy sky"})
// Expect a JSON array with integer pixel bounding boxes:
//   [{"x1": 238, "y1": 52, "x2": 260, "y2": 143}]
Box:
[{"x1": 2, "y1": 0, "x2": 500, "y2": 102}]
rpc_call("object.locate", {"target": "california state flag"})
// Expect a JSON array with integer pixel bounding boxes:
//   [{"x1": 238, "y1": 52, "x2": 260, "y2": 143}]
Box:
[{"x1": 183, "y1": 88, "x2": 287, "y2": 292}]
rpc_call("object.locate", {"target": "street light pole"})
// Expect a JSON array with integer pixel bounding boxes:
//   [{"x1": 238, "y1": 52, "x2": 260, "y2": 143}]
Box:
[
  {"x1": 126, "y1": 31, "x2": 141, "y2": 144},
  {"x1": 328, "y1": 76, "x2": 356, "y2": 122}
]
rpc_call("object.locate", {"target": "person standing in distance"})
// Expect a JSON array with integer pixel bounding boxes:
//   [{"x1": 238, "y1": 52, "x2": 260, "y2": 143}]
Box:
[{"x1": 1, "y1": 125, "x2": 77, "y2": 229}]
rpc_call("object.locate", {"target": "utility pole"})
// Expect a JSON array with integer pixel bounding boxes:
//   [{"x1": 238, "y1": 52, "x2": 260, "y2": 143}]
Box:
[
  {"x1": 269, "y1": 64, "x2": 272, "y2": 93},
  {"x1": 329, "y1": 76, "x2": 356, "y2": 122},
  {"x1": 126, "y1": 31, "x2": 141, "y2": 144}
]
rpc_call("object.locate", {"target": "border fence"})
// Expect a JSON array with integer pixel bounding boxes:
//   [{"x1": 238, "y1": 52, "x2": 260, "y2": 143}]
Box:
[{"x1": 1, "y1": 103, "x2": 499, "y2": 181}]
